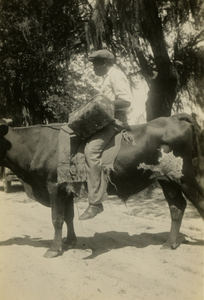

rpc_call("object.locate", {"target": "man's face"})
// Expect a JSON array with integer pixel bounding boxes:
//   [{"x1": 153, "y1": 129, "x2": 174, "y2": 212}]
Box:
[{"x1": 92, "y1": 60, "x2": 107, "y2": 77}]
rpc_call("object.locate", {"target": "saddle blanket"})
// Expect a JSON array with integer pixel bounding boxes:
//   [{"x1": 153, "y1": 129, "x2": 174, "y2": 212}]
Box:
[{"x1": 57, "y1": 124, "x2": 123, "y2": 196}]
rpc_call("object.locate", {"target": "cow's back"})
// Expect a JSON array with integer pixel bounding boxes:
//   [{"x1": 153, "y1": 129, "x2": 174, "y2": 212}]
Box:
[{"x1": 125, "y1": 116, "x2": 193, "y2": 163}]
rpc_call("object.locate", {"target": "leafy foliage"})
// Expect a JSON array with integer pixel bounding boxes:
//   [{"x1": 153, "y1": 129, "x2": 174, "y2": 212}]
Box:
[
  {"x1": 138, "y1": 149, "x2": 183, "y2": 183},
  {"x1": 0, "y1": 0, "x2": 88, "y2": 125},
  {"x1": 86, "y1": 0, "x2": 204, "y2": 119},
  {"x1": 0, "y1": 0, "x2": 203, "y2": 125}
]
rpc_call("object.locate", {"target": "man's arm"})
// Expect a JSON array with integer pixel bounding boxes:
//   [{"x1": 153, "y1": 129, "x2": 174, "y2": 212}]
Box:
[
  {"x1": 111, "y1": 118, "x2": 131, "y2": 131},
  {"x1": 110, "y1": 68, "x2": 132, "y2": 110}
]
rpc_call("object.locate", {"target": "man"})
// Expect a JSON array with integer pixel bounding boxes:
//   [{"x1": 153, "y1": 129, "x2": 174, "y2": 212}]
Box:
[{"x1": 79, "y1": 49, "x2": 133, "y2": 220}]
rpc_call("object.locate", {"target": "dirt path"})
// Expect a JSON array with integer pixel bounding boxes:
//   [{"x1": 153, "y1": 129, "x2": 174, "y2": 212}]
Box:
[{"x1": 0, "y1": 182, "x2": 203, "y2": 300}]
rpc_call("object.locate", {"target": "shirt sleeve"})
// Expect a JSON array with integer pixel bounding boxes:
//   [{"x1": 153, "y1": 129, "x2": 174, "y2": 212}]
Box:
[{"x1": 109, "y1": 68, "x2": 132, "y2": 104}]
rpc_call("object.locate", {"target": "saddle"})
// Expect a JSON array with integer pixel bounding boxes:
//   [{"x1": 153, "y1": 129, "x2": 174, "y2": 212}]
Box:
[{"x1": 57, "y1": 124, "x2": 123, "y2": 196}]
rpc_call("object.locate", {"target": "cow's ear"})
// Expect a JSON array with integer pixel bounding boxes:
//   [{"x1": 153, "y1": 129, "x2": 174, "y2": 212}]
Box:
[{"x1": 0, "y1": 124, "x2": 8, "y2": 136}]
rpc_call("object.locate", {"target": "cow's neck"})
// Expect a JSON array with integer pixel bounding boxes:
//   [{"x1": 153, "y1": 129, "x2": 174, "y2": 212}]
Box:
[{"x1": 4, "y1": 126, "x2": 40, "y2": 179}]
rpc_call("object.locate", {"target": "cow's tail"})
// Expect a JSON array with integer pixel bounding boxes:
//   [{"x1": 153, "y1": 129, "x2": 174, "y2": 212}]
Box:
[
  {"x1": 172, "y1": 113, "x2": 203, "y2": 157},
  {"x1": 173, "y1": 113, "x2": 204, "y2": 185}
]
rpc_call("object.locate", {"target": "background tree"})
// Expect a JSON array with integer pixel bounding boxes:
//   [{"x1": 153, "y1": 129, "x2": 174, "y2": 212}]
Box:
[
  {"x1": 0, "y1": 0, "x2": 91, "y2": 125},
  {"x1": 0, "y1": 0, "x2": 203, "y2": 125},
  {"x1": 87, "y1": 0, "x2": 204, "y2": 121}
]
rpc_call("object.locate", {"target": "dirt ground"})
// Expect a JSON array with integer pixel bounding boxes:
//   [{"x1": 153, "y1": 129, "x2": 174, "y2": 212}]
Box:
[{"x1": 0, "y1": 181, "x2": 203, "y2": 300}]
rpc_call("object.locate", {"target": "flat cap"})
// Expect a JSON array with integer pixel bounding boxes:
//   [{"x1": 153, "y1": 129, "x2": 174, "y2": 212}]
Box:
[{"x1": 88, "y1": 49, "x2": 114, "y2": 63}]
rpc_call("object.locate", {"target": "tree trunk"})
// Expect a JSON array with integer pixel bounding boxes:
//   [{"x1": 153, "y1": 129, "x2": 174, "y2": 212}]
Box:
[
  {"x1": 138, "y1": 0, "x2": 180, "y2": 121},
  {"x1": 146, "y1": 70, "x2": 178, "y2": 121}
]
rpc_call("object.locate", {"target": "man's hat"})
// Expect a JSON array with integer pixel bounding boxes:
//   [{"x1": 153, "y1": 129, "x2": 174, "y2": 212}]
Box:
[{"x1": 88, "y1": 49, "x2": 114, "y2": 63}]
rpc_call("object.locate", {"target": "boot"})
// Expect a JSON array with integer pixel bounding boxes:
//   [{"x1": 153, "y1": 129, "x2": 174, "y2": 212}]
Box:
[{"x1": 79, "y1": 203, "x2": 103, "y2": 220}]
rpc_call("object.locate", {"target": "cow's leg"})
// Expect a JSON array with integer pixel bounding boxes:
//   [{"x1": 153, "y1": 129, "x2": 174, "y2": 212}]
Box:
[
  {"x1": 44, "y1": 185, "x2": 65, "y2": 258},
  {"x1": 181, "y1": 182, "x2": 204, "y2": 219},
  {"x1": 64, "y1": 193, "x2": 77, "y2": 249},
  {"x1": 159, "y1": 180, "x2": 187, "y2": 249}
]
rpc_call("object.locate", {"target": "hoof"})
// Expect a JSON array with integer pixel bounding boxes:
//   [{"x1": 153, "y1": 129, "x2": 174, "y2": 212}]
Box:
[
  {"x1": 171, "y1": 243, "x2": 179, "y2": 250},
  {"x1": 43, "y1": 249, "x2": 61, "y2": 258},
  {"x1": 161, "y1": 242, "x2": 172, "y2": 250},
  {"x1": 65, "y1": 239, "x2": 77, "y2": 250},
  {"x1": 161, "y1": 242, "x2": 179, "y2": 250}
]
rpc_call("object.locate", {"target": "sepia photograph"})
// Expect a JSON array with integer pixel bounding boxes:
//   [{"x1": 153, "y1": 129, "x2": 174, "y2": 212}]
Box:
[{"x1": 0, "y1": 1, "x2": 203, "y2": 299}]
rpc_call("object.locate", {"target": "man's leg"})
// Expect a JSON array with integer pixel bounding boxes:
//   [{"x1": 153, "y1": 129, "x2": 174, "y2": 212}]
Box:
[{"x1": 79, "y1": 125, "x2": 116, "y2": 220}]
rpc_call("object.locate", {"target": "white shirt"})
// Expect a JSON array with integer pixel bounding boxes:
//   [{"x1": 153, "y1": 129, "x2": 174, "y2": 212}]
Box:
[{"x1": 101, "y1": 66, "x2": 133, "y2": 111}]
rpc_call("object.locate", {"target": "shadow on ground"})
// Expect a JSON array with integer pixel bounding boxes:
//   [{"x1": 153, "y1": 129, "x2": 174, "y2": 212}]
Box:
[{"x1": 0, "y1": 231, "x2": 203, "y2": 259}]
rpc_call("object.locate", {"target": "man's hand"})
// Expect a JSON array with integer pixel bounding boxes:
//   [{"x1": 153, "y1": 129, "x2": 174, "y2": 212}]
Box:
[{"x1": 111, "y1": 119, "x2": 131, "y2": 131}]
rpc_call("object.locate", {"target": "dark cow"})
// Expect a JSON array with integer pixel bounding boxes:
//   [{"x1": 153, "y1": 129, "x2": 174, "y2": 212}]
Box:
[{"x1": 0, "y1": 114, "x2": 203, "y2": 258}]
